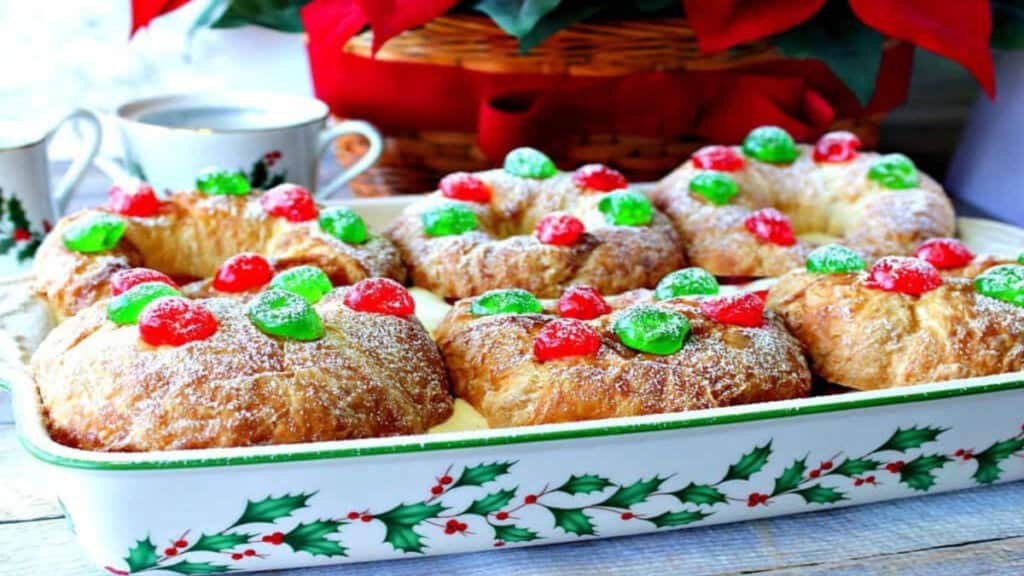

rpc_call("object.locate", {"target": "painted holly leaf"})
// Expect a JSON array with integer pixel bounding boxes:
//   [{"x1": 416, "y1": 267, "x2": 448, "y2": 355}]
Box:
[
  {"x1": 549, "y1": 507, "x2": 596, "y2": 536},
  {"x1": 123, "y1": 537, "x2": 159, "y2": 572},
  {"x1": 794, "y1": 484, "x2": 847, "y2": 505},
  {"x1": 0, "y1": 237, "x2": 13, "y2": 255},
  {"x1": 465, "y1": 488, "x2": 517, "y2": 516},
  {"x1": 231, "y1": 493, "x2": 314, "y2": 527},
  {"x1": 453, "y1": 461, "x2": 516, "y2": 488},
  {"x1": 832, "y1": 458, "x2": 882, "y2": 477},
  {"x1": 601, "y1": 476, "x2": 667, "y2": 509},
  {"x1": 491, "y1": 523, "x2": 540, "y2": 543},
  {"x1": 7, "y1": 196, "x2": 29, "y2": 230},
  {"x1": 267, "y1": 172, "x2": 287, "y2": 188},
  {"x1": 671, "y1": 483, "x2": 727, "y2": 506},
  {"x1": 722, "y1": 442, "x2": 773, "y2": 482},
  {"x1": 376, "y1": 501, "x2": 446, "y2": 554},
  {"x1": 189, "y1": 532, "x2": 254, "y2": 553},
  {"x1": 16, "y1": 237, "x2": 41, "y2": 261},
  {"x1": 249, "y1": 159, "x2": 269, "y2": 189},
  {"x1": 283, "y1": 520, "x2": 347, "y2": 557},
  {"x1": 899, "y1": 454, "x2": 952, "y2": 491},
  {"x1": 877, "y1": 426, "x2": 947, "y2": 453},
  {"x1": 647, "y1": 509, "x2": 711, "y2": 528},
  {"x1": 972, "y1": 438, "x2": 1024, "y2": 484},
  {"x1": 771, "y1": 457, "x2": 807, "y2": 496},
  {"x1": 160, "y1": 560, "x2": 233, "y2": 574},
  {"x1": 556, "y1": 474, "x2": 613, "y2": 495}
]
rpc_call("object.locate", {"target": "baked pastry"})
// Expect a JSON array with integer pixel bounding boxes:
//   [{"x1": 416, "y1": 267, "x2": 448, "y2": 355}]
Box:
[
  {"x1": 434, "y1": 274, "x2": 811, "y2": 427},
  {"x1": 652, "y1": 127, "x2": 956, "y2": 277},
  {"x1": 386, "y1": 149, "x2": 685, "y2": 299},
  {"x1": 33, "y1": 181, "x2": 405, "y2": 319},
  {"x1": 32, "y1": 274, "x2": 453, "y2": 451},
  {"x1": 767, "y1": 247, "x2": 1024, "y2": 390}
]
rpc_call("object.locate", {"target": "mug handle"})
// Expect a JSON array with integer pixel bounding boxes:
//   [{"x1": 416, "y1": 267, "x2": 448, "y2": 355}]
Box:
[
  {"x1": 315, "y1": 119, "x2": 383, "y2": 200},
  {"x1": 48, "y1": 108, "x2": 102, "y2": 214}
]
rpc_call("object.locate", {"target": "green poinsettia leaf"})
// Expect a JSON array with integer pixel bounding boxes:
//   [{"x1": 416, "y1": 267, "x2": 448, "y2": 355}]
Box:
[
  {"x1": 771, "y1": 457, "x2": 807, "y2": 496},
  {"x1": 189, "y1": 532, "x2": 254, "y2": 553},
  {"x1": 517, "y1": 1, "x2": 605, "y2": 52},
  {"x1": 211, "y1": 0, "x2": 308, "y2": 32},
  {"x1": 899, "y1": 454, "x2": 953, "y2": 491},
  {"x1": 231, "y1": 493, "x2": 314, "y2": 527},
  {"x1": 877, "y1": 427, "x2": 948, "y2": 453},
  {"x1": 647, "y1": 509, "x2": 711, "y2": 528},
  {"x1": 769, "y1": 1, "x2": 883, "y2": 105},
  {"x1": 160, "y1": 560, "x2": 234, "y2": 574},
  {"x1": 124, "y1": 537, "x2": 159, "y2": 573},
  {"x1": 283, "y1": 520, "x2": 347, "y2": 557},
  {"x1": 992, "y1": 0, "x2": 1024, "y2": 49},
  {"x1": 556, "y1": 474, "x2": 613, "y2": 495},
  {"x1": 795, "y1": 484, "x2": 847, "y2": 505},
  {"x1": 832, "y1": 458, "x2": 882, "y2": 477},
  {"x1": 476, "y1": 0, "x2": 561, "y2": 38},
  {"x1": 671, "y1": 483, "x2": 727, "y2": 506},
  {"x1": 722, "y1": 442, "x2": 773, "y2": 482},
  {"x1": 453, "y1": 461, "x2": 516, "y2": 488},
  {"x1": 601, "y1": 476, "x2": 667, "y2": 509},
  {"x1": 973, "y1": 438, "x2": 1024, "y2": 484},
  {"x1": 549, "y1": 507, "x2": 596, "y2": 536},
  {"x1": 465, "y1": 488, "x2": 518, "y2": 516},
  {"x1": 491, "y1": 523, "x2": 540, "y2": 543}
]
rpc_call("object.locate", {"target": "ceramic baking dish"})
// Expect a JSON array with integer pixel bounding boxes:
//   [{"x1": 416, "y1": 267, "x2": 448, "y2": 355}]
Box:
[{"x1": 10, "y1": 198, "x2": 1024, "y2": 575}]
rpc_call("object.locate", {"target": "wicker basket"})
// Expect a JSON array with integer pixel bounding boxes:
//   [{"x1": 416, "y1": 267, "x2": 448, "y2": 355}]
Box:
[{"x1": 331, "y1": 15, "x2": 886, "y2": 196}]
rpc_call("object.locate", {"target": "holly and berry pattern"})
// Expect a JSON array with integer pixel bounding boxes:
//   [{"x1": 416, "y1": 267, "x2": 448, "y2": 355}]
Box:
[
  {"x1": 0, "y1": 188, "x2": 48, "y2": 261},
  {"x1": 247, "y1": 151, "x2": 287, "y2": 190},
  {"x1": 107, "y1": 423, "x2": 1024, "y2": 574}
]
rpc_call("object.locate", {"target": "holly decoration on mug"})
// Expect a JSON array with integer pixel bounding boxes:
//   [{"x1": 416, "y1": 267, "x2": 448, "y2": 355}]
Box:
[
  {"x1": 249, "y1": 150, "x2": 288, "y2": 189},
  {"x1": 0, "y1": 188, "x2": 45, "y2": 262}
]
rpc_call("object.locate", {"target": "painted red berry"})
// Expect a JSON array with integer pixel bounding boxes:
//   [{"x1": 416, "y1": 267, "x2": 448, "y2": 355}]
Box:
[
  {"x1": 446, "y1": 519, "x2": 459, "y2": 528},
  {"x1": 866, "y1": 256, "x2": 942, "y2": 296},
  {"x1": 886, "y1": 461, "x2": 905, "y2": 473},
  {"x1": 866, "y1": 476, "x2": 876, "y2": 484},
  {"x1": 534, "y1": 318, "x2": 602, "y2": 362},
  {"x1": 809, "y1": 469, "x2": 821, "y2": 479},
  {"x1": 620, "y1": 512, "x2": 634, "y2": 520},
  {"x1": 746, "y1": 493, "x2": 768, "y2": 507},
  {"x1": 458, "y1": 522, "x2": 468, "y2": 531},
  {"x1": 854, "y1": 478, "x2": 864, "y2": 486},
  {"x1": 164, "y1": 548, "x2": 177, "y2": 556},
  {"x1": 344, "y1": 278, "x2": 415, "y2": 316},
  {"x1": 813, "y1": 131, "x2": 861, "y2": 163},
  {"x1": 12, "y1": 228, "x2": 31, "y2": 241},
  {"x1": 495, "y1": 511, "x2": 509, "y2": 520},
  {"x1": 232, "y1": 553, "x2": 243, "y2": 561},
  {"x1": 440, "y1": 172, "x2": 492, "y2": 203},
  {"x1": 440, "y1": 475, "x2": 453, "y2": 485},
  {"x1": 260, "y1": 184, "x2": 318, "y2": 222},
  {"x1": 494, "y1": 541, "x2": 505, "y2": 547},
  {"x1": 534, "y1": 213, "x2": 585, "y2": 246},
  {"x1": 174, "y1": 539, "x2": 188, "y2": 548},
  {"x1": 557, "y1": 285, "x2": 611, "y2": 320},
  {"x1": 361, "y1": 515, "x2": 373, "y2": 522},
  {"x1": 111, "y1": 268, "x2": 178, "y2": 296},
  {"x1": 572, "y1": 164, "x2": 628, "y2": 192},
  {"x1": 244, "y1": 549, "x2": 256, "y2": 557},
  {"x1": 954, "y1": 449, "x2": 965, "y2": 457},
  {"x1": 744, "y1": 208, "x2": 796, "y2": 246},
  {"x1": 431, "y1": 485, "x2": 444, "y2": 495},
  {"x1": 213, "y1": 253, "x2": 274, "y2": 292},
  {"x1": 445, "y1": 527, "x2": 456, "y2": 535},
  {"x1": 347, "y1": 512, "x2": 360, "y2": 520},
  {"x1": 138, "y1": 297, "x2": 219, "y2": 347},
  {"x1": 913, "y1": 238, "x2": 974, "y2": 270},
  {"x1": 108, "y1": 181, "x2": 160, "y2": 217},
  {"x1": 820, "y1": 461, "x2": 833, "y2": 470},
  {"x1": 262, "y1": 531, "x2": 285, "y2": 545},
  {"x1": 692, "y1": 145, "x2": 745, "y2": 172},
  {"x1": 524, "y1": 494, "x2": 538, "y2": 504},
  {"x1": 699, "y1": 292, "x2": 765, "y2": 328}
]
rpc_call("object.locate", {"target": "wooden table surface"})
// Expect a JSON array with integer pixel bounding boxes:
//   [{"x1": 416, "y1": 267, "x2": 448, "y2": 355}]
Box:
[{"x1": 4, "y1": 166, "x2": 1024, "y2": 575}]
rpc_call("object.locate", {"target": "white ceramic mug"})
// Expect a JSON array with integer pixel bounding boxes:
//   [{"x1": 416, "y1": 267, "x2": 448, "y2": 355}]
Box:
[
  {"x1": 0, "y1": 110, "x2": 101, "y2": 274},
  {"x1": 110, "y1": 92, "x2": 382, "y2": 199}
]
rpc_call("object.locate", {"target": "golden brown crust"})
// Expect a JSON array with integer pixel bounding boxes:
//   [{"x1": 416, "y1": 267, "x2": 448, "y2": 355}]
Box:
[
  {"x1": 766, "y1": 271, "x2": 1024, "y2": 390},
  {"x1": 386, "y1": 171, "x2": 685, "y2": 298},
  {"x1": 434, "y1": 291, "x2": 811, "y2": 427},
  {"x1": 32, "y1": 290, "x2": 452, "y2": 451},
  {"x1": 652, "y1": 146, "x2": 956, "y2": 277},
  {"x1": 33, "y1": 191, "x2": 406, "y2": 319}
]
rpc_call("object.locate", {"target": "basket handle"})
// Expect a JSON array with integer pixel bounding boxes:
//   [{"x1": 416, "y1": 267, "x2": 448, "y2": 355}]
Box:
[{"x1": 315, "y1": 119, "x2": 383, "y2": 200}]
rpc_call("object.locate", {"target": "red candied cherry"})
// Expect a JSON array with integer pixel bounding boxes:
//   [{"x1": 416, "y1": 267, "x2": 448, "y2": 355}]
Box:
[
  {"x1": 213, "y1": 253, "x2": 274, "y2": 292},
  {"x1": 620, "y1": 512, "x2": 634, "y2": 520},
  {"x1": 231, "y1": 553, "x2": 243, "y2": 561},
  {"x1": 534, "y1": 319, "x2": 602, "y2": 362},
  {"x1": 440, "y1": 475, "x2": 453, "y2": 485},
  {"x1": 440, "y1": 172, "x2": 491, "y2": 203},
  {"x1": 344, "y1": 278, "x2": 415, "y2": 316},
  {"x1": 139, "y1": 297, "x2": 219, "y2": 347},
  {"x1": 691, "y1": 145, "x2": 745, "y2": 172},
  {"x1": 813, "y1": 131, "x2": 862, "y2": 163},
  {"x1": 174, "y1": 539, "x2": 188, "y2": 548},
  {"x1": 262, "y1": 532, "x2": 285, "y2": 545},
  {"x1": 535, "y1": 213, "x2": 585, "y2": 246},
  {"x1": 111, "y1": 268, "x2": 178, "y2": 296},
  {"x1": 524, "y1": 494, "x2": 538, "y2": 504},
  {"x1": 572, "y1": 164, "x2": 628, "y2": 192},
  {"x1": 866, "y1": 256, "x2": 942, "y2": 296},
  {"x1": 885, "y1": 461, "x2": 905, "y2": 473},
  {"x1": 744, "y1": 208, "x2": 796, "y2": 246},
  {"x1": 108, "y1": 180, "x2": 161, "y2": 217},
  {"x1": 431, "y1": 485, "x2": 444, "y2": 495},
  {"x1": 164, "y1": 548, "x2": 178, "y2": 556},
  {"x1": 347, "y1": 512, "x2": 360, "y2": 520},
  {"x1": 913, "y1": 238, "x2": 974, "y2": 270},
  {"x1": 557, "y1": 285, "x2": 611, "y2": 320},
  {"x1": 699, "y1": 292, "x2": 765, "y2": 328},
  {"x1": 495, "y1": 511, "x2": 509, "y2": 520},
  {"x1": 260, "y1": 183, "x2": 318, "y2": 222}
]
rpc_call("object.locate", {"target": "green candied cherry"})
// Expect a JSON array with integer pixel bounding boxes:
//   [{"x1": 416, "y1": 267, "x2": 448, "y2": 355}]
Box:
[
  {"x1": 806, "y1": 244, "x2": 866, "y2": 274},
  {"x1": 975, "y1": 264, "x2": 1024, "y2": 307},
  {"x1": 422, "y1": 202, "x2": 479, "y2": 237},
  {"x1": 598, "y1": 189, "x2": 653, "y2": 226},
  {"x1": 689, "y1": 170, "x2": 738, "y2": 205},
  {"x1": 62, "y1": 212, "x2": 126, "y2": 253},
  {"x1": 654, "y1": 268, "x2": 719, "y2": 300},
  {"x1": 613, "y1": 304, "x2": 691, "y2": 355},
  {"x1": 868, "y1": 154, "x2": 919, "y2": 189},
  {"x1": 270, "y1": 266, "x2": 333, "y2": 305},
  {"x1": 470, "y1": 288, "x2": 542, "y2": 316},
  {"x1": 503, "y1": 147, "x2": 557, "y2": 179},
  {"x1": 107, "y1": 282, "x2": 181, "y2": 325},
  {"x1": 319, "y1": 206, "x2": 369, "y2": 244},
  {"x1": 248, "y1": 288, "x2": 325, "y2": 341},
  {"x1": 196, "y1": 167, "x2": 251, "y2": 195},
  {"x1": 742, "y1": 126, "x2": 799, "y2": 164}
]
